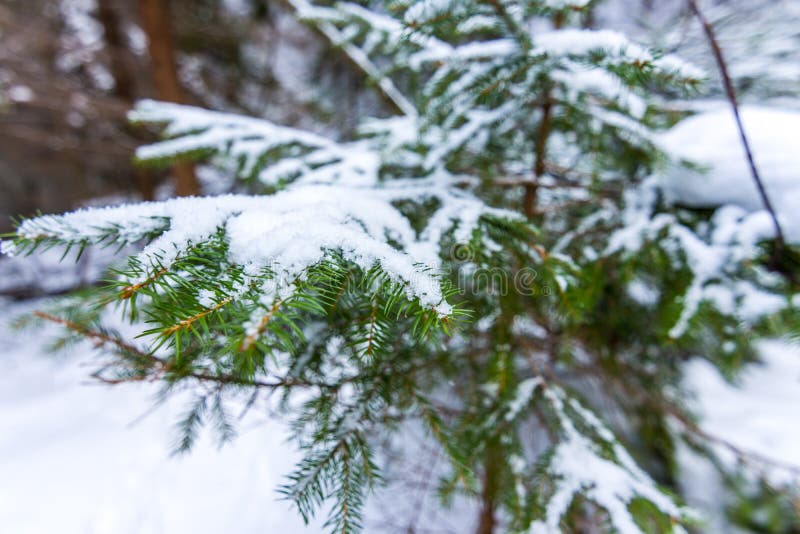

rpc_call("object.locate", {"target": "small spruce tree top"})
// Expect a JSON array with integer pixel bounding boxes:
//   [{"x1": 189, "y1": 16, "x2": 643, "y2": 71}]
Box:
[{"x1": 4, "y1": 1, "x2": 797, "y2": 532}]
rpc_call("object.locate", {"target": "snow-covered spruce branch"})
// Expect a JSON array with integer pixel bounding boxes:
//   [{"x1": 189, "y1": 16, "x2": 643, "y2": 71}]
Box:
[
  {"x1": 529, "y1": 383, "x2": 691, "y2": 533},
  {"x1": 5, "y1": 1, "x2": 800, "y2": 532},
  {"x1": 7, "y1": 191, "x2": 453, "y2": 312},
  {"x1": 418, "y1": 367, "x2": 692, "y2": 534},
  {"x1": 285, "y1": 0, "x2": 417, "y2": 116}
]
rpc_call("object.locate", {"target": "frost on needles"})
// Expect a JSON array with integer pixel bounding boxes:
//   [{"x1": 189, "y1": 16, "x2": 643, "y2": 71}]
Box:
[{"x1": 5, "y1": 1, "x2": 799, "y2": 533}]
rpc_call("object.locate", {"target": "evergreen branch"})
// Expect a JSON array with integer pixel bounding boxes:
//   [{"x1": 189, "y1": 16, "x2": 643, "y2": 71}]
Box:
[
  {"x1": 239, "y1": 298, "x2": 284, "y2": 351},
  {"x1": 482, "y1": 0, "x2": 533, "y2": 51},
  {"x1": 33, "y1": 311, "x2": 341, "y2": 392},
  {"x1": 162, "y1": 296, "x2": 234, "y2": 335},
  {"x1": 120, "y1": 264, "x2": 170, "y2": 299},
  {"x1": 285, "y1": 0, "x2": 416, "y2": 117},
  {"x1": 33, "y1": 311, "x2": 153, "y2": 362}
]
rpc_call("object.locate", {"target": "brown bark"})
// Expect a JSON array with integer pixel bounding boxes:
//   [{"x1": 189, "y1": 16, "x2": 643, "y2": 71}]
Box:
[
  {"x1": 524, "y1": 14, "x2": 561, "y2": 220},
  {"x1": 96, "y1": 1, "x2": 135, "y2": 101},
  {"x1": 476, "y1": 442, "x2": 501, "y2": 534},
  {"x1": 524, "y1": 98, "x2": 553, "y2": 219},
  {"x1": 96, "y1": 0, "x2": 155, "y2": 200},
  {"x1": 138, "y1": 0, "x2": 199, "y2": 197}
]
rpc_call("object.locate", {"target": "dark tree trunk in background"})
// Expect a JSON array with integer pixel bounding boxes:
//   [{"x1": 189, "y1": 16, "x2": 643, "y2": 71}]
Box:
[
  {"x1": 96, "y1": 0, "x2": 156, "y2": 200},
  {"x1": 96, "y1": 1, "x2": 134, "y2": 101},
  {"x1": 476, "y1": 443, "x2": 500, "y2": 534},
  {"x1": 138, "y1": 0, "x2": 199, "y2": 197}
]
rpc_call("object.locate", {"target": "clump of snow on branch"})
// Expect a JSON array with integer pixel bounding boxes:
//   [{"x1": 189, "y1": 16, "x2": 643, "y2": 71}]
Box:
[
  {"x1": 408, "y1": 27, "x2": 703, "y2": 82},
  {"x1": 608, "y1": 106, "x2": 798, "y2": 338},
  {"x1": 11, "y1": 191, "x2": 450, "y2": 315},
  {"x1": 531, "y1": 385, "x2": 687, "y2": 533},
  {"x1": 130, "y1": 99, "x2": 374, "y2": 187}
]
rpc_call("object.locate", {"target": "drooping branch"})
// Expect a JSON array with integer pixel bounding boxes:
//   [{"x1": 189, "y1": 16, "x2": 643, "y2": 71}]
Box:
[{"x1": 282, "y1": 0, "x2": 416, "y2": 117}]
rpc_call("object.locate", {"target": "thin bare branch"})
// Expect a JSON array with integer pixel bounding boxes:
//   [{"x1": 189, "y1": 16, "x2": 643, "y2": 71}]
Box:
[{"x1": 687, "y1": 0, "x2": 786, "y2": 262}]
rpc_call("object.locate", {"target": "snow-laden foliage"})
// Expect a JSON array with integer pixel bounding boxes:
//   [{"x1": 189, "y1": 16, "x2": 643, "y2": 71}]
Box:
[
  {"x1": 530, "y1": 385, "x2": 688, "y2": 534},
  {"x1": 4, "y1": 1, "x2": 799, "y2": 533},
  {"x1": 12, "y1": 191, "x2": 451, "y2": 313}
]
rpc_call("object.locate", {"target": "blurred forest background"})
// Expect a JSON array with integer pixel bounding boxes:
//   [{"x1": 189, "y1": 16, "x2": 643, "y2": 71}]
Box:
[
  {"x1": 2, "y1": 0, "x2": 797, "y2": 244},
  {"x1": 0, "y1": 0, "x2": 380, "y2": 231}
]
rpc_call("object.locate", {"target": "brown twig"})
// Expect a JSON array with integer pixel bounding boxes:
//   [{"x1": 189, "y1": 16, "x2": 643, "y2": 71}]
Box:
[
  {"x1": 688, "y1": 0, "x2": 786, "y2": 264},
  {"x1": 163, "y1": 296, "x2": 233, "y2": 335},
  {"x1": 35, "y1": 310, "x2": 286, "y2": 389},
  {"x1": 239, "y1": 298, "x2": 283, "y2": 351},
  {"x1": 120, "y1": 265, "x2": 170, "y2": 299},
  {"x1": 574, "y1": 360, "x2": 800, "y2": 479},
  {"x1": 524, "y1": 96, "x2": 555, "y2": 219},
  {"x1": 35, "y1": 311, "x2": 148, "y2": 357}
]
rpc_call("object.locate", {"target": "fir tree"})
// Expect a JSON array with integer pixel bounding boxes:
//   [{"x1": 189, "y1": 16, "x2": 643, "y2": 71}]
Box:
[{"x1": 4, "y1": 1, "x2": 798, "y2": 532}]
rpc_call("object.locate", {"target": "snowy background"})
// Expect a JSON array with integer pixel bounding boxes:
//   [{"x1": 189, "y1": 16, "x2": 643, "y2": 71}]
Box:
[{"x1": 0, "y1": 296, "x2": 319, "y2": 534}]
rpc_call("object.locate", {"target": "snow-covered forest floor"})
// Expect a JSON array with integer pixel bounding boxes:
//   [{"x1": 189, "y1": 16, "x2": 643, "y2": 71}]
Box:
[
  {"x1": 2, "y1": 294, "x2": 798, "y2": 533},
  {"x1": 0, "y1": 292, "x2": 480, "y2": 533},
  {"x1": 0, "y1": 296, "x2": 318, "y2": 533}
]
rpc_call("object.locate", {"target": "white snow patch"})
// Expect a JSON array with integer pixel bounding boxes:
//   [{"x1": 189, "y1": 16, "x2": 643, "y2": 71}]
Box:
[
  {"x1": 7, "y1": 85, "x2": 34, "y2": 103},
  {"x1": 684, "y1": 339, "x2": 800, "y2": 486},
  {"x1": 660, "y1": 106, "x2": 800, "y2": 243},
  {"x1": 0, "y1": 299, "x2": 319, "y2": 534}
]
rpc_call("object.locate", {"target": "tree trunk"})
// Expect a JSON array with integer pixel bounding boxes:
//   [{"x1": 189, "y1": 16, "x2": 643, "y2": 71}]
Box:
[
  {"x1": 96, "y1": 0, "x2": 156, "y2": 200},
  {"x1": 138, "y1": 0, "x2": 199, "y2": 197},
  {"x1": 96, "y1": 1, "x2": 135, "y2": 101},
  {"x1": 476, "y1": 443, "x2": 500, "y2": 534}
]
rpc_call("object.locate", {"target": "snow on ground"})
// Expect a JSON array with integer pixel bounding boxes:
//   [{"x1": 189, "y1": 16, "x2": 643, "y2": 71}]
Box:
[
  {"x1": 0, "y1": 294, "x2": 471, "y2": 534},
  {"x1": 0, "y1": 248, "x2": 111, "y2": 297},
  {"x1": 659, "y1": 106, "x2": 800, "y2": 243},
  {"x1": 683, "y1": 339, "x2": 800, "y2": 487},
  {"x1": 1, "y1": 296, "x2": 798, "y2": 532},
  {"x1": 0, "y1": 297, "x2": 321, "y2": 534}
]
